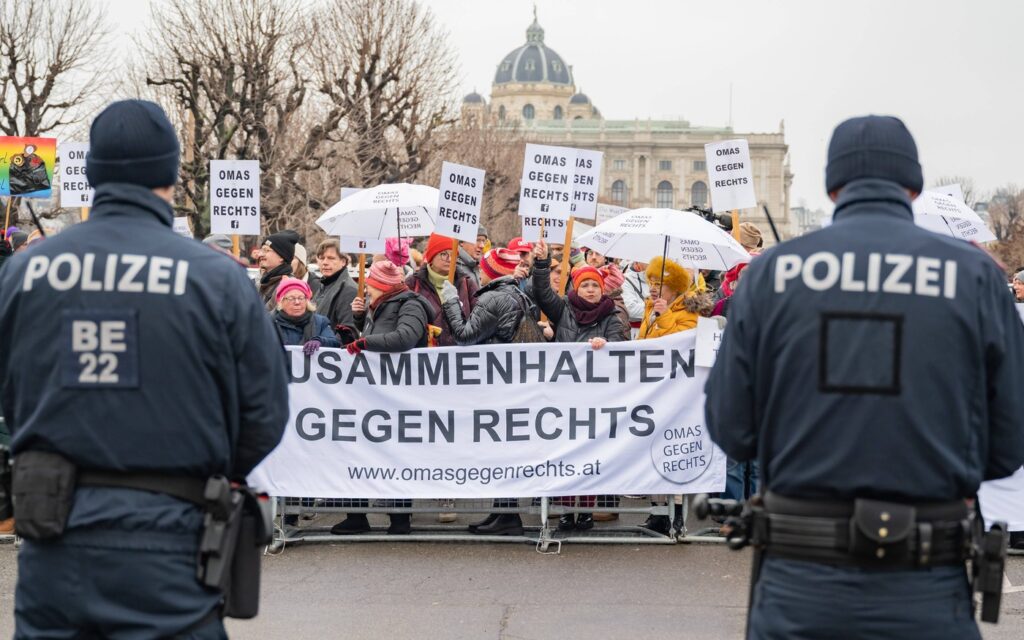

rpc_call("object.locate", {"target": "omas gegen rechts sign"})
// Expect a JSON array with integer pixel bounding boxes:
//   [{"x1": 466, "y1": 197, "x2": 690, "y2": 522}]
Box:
[{"x1": 210, "y1": 159, "x2": 261, "y2": 235}]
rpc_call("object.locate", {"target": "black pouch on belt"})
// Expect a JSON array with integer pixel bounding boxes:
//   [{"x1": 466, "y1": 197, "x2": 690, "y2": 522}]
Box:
[
  {"x1": 222, "y1": 488, "x2": 273, "y2": 619},
  {"x1": 849, "y1": 498, "x2": 915, "y2": 564},
  {"x1": 12, "y1": 451, "x2": 78, "y2": 540}
]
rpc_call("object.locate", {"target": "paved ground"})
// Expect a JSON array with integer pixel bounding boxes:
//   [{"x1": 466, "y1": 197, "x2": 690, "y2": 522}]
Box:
[{"x1": 3, "y1": 532, "x2": 1024, "y2": 640}]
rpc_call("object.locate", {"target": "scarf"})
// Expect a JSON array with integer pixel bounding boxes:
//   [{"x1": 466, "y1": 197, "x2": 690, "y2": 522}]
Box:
[
  {"x1": 260, "y1": 263, "x2": 292, "y2": 287},
  {"x1": 320, "y1": 270, "x2": 341, "y2": 287},
  {"x1": 426, "y1": 266, "x2": 448, "y2": 296},
  {"x1": 273, "y1": 310, "x2": 315, "y2": 345},
  {"x1": 370, "y1": 282, "x2": 410, "y2": 312},
  {"x1": 567, "y1": 290, "x2": 615, "y2": 326}
]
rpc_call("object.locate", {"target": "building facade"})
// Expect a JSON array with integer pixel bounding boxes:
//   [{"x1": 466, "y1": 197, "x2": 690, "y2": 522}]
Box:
[{"x1": 461, "y1": 13, "x2": 795, "y2": 241}]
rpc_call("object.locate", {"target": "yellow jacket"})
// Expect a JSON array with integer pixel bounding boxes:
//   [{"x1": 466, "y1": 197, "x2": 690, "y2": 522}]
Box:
[{"x1": 638, "y1": 295, "x2": 699, "y2": 339}]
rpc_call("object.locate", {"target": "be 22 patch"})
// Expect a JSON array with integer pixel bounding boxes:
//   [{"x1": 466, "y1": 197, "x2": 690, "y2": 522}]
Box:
[{"x1": 61, "y1": 310, "x2": 139, "y2": 388}]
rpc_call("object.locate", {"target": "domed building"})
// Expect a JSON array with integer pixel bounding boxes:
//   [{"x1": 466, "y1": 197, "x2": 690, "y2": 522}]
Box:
[{"x1": 461, "y1": 11, "x2": 795, "y2": 240}]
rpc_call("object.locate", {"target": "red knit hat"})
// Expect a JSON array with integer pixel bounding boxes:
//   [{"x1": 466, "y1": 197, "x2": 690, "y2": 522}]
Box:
[
  {"x1": 275, "y1": 277, "x2": 313, "y2": 303},
  {"x1": 507, "y1": 237, "x2": 533, "y2": 254},
  {"x1": 480, "y1": 248, "x2": 519, "y2": 280},
  {"x1": 571, "y1": 265, "x2": 604, "y2": 292},
  {"x1": 366, "y1": 260, "x2": 405, "y2": 292},
  {"x1": 424, "y1": 233, "x2": 455, "y2": 265}
]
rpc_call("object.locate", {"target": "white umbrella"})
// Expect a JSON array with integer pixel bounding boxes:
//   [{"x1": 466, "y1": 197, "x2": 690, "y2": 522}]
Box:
[
  {"x1": 913, "y1": 190, "x2": 995, "y2": 243},
  {"x1": 315, "y1": 183, "x2": 439, "y2": 240},
  {"x1": 575, "y1": 207, "x2": 750, "y2": 272}
]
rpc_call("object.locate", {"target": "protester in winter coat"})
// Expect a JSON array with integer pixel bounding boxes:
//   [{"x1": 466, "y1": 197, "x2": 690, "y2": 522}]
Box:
[
  {"x1": 330, "y1": 260, "x2": 428, "y2": 537},
  {"x1": 272, "y1": 277, "x2": 339, "y2": 353},
  {"x1": 407, "y1": 233, "x2": 477, "y2": 346},
  {"x1": 1013, "y1": 270, "x2": 1024, "y2": 302},
  {"x1": 638, "y1": 257, "x2": 711, "y2": 339},
  {"x1": 441, "y1": 247, "x2": 536, "y2": 536},
  {"x1": 292, "y1": 244, "x2": 322, "y2": 298},
  {"x1": 442, "y1": 248, "x2": 535, "y2": 347},
  {"x1": 455, "y1": 224, "x2": 487, "y2": 287},
  {"x1": 712, "y1": 261, "x2": 751, "y2": 318},
  {"x1": 638, "y1": 255, "x2": 711, "y2": 534},
  {"x1": 312, "y1": 239, "x2": 358, "y2": 330},
  {"x1": 621, "y1": 262, "x2": 649, "y2": 338},
  {"x1": 258, "y1": 231, "x2": 298, "y2": 310},
  {"x1": 530, "y1": 240, "x2": 625, "y2": 349}
]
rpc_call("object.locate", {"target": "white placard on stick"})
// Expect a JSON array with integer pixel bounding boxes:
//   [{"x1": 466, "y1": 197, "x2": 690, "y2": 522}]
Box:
[
  {"x1": 695, "y1": 316, "x2": 725, "y2": 368},
  {"x1": 570, "y1": 149, "x2": 603, "y2": 220},
  {"x1": 58, "y1": 141, "x2": 93, "y2": 207},
  {"x1": 172, "y1": 217, "x2": 192, "y2": 238},
  {"x1": 518, "y1": 143, "x2": 577, "y2": 220},
  {"x1": 521, "y1": 215, "x2": 568, "y2": 243},
  {"x1": 435, "y1": 161, "x2": 485, "y2": 243},
  {"x1": 339, "y1": 236, "x2": 386, "y2": 255},
  {"x1": 704, "y1": 139, "x2": 756, "y2": 213},
  {"x1": 210, "y1": 159, "x2": 261, "y2": 235}
]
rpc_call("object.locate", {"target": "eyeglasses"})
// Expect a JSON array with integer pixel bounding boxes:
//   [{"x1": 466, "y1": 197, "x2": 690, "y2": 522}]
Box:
[
  {"x1": 436, "y1": 252, "x2": 452, "y2": 261},
  {"x1": 281, "y1": 295, "x2": 307, "y2": 304}
]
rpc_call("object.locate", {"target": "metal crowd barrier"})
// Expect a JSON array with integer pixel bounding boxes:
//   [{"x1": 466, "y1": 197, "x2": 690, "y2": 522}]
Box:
[{"x1": 267, "y1": 495, "x2": 730, "y2": 554}]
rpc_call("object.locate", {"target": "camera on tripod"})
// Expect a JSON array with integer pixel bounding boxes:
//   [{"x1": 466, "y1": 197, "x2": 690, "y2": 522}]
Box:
[{"x1": 685, "y1": 205, "x2": 733, "y2": 231}]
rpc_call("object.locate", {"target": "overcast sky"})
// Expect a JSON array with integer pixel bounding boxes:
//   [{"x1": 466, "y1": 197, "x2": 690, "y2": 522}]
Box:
[{"x1": 109, "y1": 0, "x2": 1022, "y2": 212}]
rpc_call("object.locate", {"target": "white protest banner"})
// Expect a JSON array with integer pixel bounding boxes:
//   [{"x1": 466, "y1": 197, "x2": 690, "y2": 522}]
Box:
[
  {"x1": 210, "y1": 159, "x2": 260, "y2": 235},
  {"x1": 435, "y1": 161, "x2": 485, "y2": 242},
  {"x1": 339, "y1": 236, "x2": 386, "y2": 254},
  {"x1": 694, "y1": 317, "x2": 725, "y2": 368},
  {"x1": 596, "y1": 203, "x2": 628, "y2": 225},
  {"x1": 979, "y1": 468, "x2": 1024, "y2": 532},
  {"x1": 58, "y1": 141, "x2": 93, "y2": 207},
  {"x1": 521, "y1": 215, "x2": 568, "y2": 243},
  {"x1": 570, "y1": 149, "x2": 603, "y2": 220},
  {"x1": 704, "y1": 139, "x2": 756, "y2": 213},
  {"x1": 249, "y1": 331, "x2": 726, "y2": 499},
  {"x1": 172, "y1": 217, "x2": 192, "y2": 238},
  {"x1": 518, "y1": 143, "x2": 577, "y2": 220}
]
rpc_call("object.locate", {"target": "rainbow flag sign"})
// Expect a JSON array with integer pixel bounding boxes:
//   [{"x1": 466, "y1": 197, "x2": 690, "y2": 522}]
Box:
[{"x1": 1, "y1": 136, "x2": 57, "y2": 198}]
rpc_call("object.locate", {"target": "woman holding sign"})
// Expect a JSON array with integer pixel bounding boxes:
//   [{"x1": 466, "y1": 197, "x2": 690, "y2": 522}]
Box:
[{"x1": 529, "y1": 239, "x2": 626, "y2": 531}]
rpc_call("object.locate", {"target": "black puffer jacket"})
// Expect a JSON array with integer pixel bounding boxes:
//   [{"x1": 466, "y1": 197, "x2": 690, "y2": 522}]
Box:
[
  {"x1": 531, "y1": 257, "x2": 627, "y2": 344},
  {"x1": 355, "y1": 289, "x2": 429, "y2": 352},
  {"x1": 443, "y1": 276, "x2": 529, "y2": 345}
]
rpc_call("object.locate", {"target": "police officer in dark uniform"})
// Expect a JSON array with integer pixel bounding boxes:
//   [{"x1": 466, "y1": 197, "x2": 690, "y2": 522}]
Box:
[
  {"x1": 705, "y1": 115, "x2": 1024, "y2": 639},
  {"x1": 0, "y1": 100, "x2": 289, "y2": 638}
]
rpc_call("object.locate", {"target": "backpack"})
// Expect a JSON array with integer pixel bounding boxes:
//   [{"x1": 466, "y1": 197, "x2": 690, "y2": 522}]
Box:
[{"x1": 509, "y1": 288, "x2": 546, "y2": 344}]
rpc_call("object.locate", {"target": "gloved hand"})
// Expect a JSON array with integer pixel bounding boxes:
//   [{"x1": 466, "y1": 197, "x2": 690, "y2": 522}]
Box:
[
  {"x1": 346, "y1": 337, "x2": 367, "y2": 355},
  {"x1": 440, "y1": 280, "x2": 459, "y2": 305},
  {"x1": 303, "y1": 339, "x2": 322, "y2": 357},
  {"x1": 0, "y1": 238, "x2": 12, "y2": 259}
]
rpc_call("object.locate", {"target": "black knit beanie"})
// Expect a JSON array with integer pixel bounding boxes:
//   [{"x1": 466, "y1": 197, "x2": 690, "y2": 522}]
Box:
[
  {"x1": 264, "y1": 231, "x2": 298, "y2": 264},
  {"x1": 825, "y1": 115, "x2": 923, "y2": 194},
  {"x1": 86, "y1": 100, "x2": 180, "y2": 188}
]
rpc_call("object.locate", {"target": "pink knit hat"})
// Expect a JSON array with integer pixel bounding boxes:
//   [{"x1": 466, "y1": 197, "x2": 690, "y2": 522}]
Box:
[
  {"x1": 385, "y1": 237, "x2": 412, "y2": 267},
  {"x1": 366, "y1": 260, "x2": 405, "y2": 292},
  {"x1": 275, "y1": 277, "x2": 312, "y2": 303}
]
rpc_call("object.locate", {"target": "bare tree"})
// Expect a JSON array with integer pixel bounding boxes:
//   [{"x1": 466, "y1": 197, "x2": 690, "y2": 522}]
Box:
[
  {"x1": 986, "y1": 185, "x2": 1023, "y2": 243},
  {"x1": 310, "y1": 0, "x2": 459, "y2": 188},
  {"x1": 0, "y1": 0, "x2": 109, "y2": 138},
  {"x1": 142, "y1": 0, "x2": 334, "y2": 236}
]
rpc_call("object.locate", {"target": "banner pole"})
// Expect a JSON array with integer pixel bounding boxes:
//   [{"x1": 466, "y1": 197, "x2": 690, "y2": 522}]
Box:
[
  {"x1": 3, "y1": 197, "x2": 13, "y2": 236},
  {"x1": 357, "y1": 253, "x2": 367, "y2": 298},
  {"x1": 731, "y1": 209, "x2": 740, "y2": 242},
  {"x1": 447, "y1": 238, "x2": 459, "y2": 284},
  {"x1": 231, "y1": 234, "x2": 240, "y2": 258},
  {"x1": 80, "y1": 206, "x2": 90, "y2": 222},
  {"x1": 557, "y1": 216, "x2": 575, "y2": 296}
]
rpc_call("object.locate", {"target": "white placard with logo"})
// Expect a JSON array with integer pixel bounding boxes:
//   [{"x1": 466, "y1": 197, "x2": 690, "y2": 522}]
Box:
[
  {"x1": 249, "y1": 331, "x2": 726, "y2": 498},
  {"x1": 520, "y1": 215, "x2": 569, "y2": 243},
  {"x1": 518, "y1": 143, "x2": 577, "y2": 221},
  {"x1": 172, "y1": 217, "x2": 192, "y2": 238},
  {"x1": 704, "y1": 139, "x2": 756, "y2": 213},
  {"x1": 435, "y1": 161, "x2": 485, "y2": 243},
  {"x1": 339, "y1": 236, "x2": 386, "y2": 255},
  {"x1": 596, "y1": 203, "x2": 628, "y2": 225},
  {"x1": 58, "y1": 141, "x2": 93, "y2": 207},
  {"x1": 694, "y1": 316, "x2": 725, "y2": 368},
  {"x1": 569, "y1": 149, "x2": 603, "y2": 220},
  {"x1": 210, "y1": 160, "x2": 260, "y2": 235}
]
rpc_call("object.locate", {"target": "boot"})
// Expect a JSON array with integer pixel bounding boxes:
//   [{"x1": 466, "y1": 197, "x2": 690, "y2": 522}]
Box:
[
  {"x1": 575, "y1": 513, "x2": 594, "y2": 531},
  {"x1": 468, "y1": 513, "x2": 499, "y2": 533},
  {"x1": 672, "y1": 503, "x2": 684, "y2": 534},
  {"x1": 474, "y1": 514, "x2": 524, "y2": 536},
  {"x1": 557, "y1": 513, "x2": 575, "y2": 531},
  {"x1": 641, "y1": 514, "x2": 671, "y2": 536},
  {"x1": 330, "y1": 513, "x2": 371, "y2": 535},
  {"x1": 387, "y1": 513, "x2": 411, "y2": 535}
]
